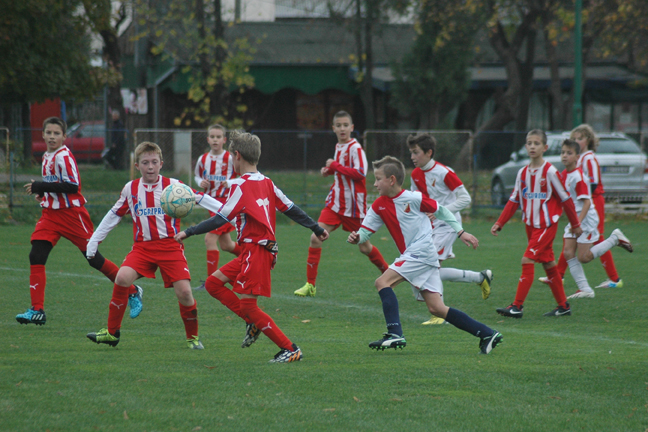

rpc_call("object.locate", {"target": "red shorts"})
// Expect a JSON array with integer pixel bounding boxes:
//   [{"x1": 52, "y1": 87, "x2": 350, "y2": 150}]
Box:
[
  {"x1": 593, "y1": 194, "x2": 605, "y2": 234},
  {"x1": 208, "y1": 210, "x2": 235, "y2": 235},
  {"x1": 523, "y1": 224, "x2": 559, "y2": 263},
  {"x1": 121, "y1": 238, "x2": 191, "y2": 288},
  {"x1": 31, "y1": 207, "x2": 94, "y2": 251},
  {"x1": 318, "y1": 206, "x2": 362, "y2": 232},
  {"x1": 218, "y1": 243, "x2": 274, "y2": 297}
]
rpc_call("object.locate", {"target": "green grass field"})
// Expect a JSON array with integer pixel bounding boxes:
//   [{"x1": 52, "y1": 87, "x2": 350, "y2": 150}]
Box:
[{"x1": 1, "y1": 215, "x2": 647, "y2": 431}]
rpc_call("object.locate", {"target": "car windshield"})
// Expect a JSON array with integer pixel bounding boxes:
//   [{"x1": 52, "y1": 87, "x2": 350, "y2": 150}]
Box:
[{"x1": 597, "y1": 138, "x2": 641, "y2": 154}]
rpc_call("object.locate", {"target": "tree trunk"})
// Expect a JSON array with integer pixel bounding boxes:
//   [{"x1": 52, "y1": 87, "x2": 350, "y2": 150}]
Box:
[
  {"x1": 515, "y1": 26, "x2": 536, "y2": 131},
  {"x1": 543, "y1": 25, "x2": 566, "y2": 130},
  {"x1": 100, "y1": 29, "x2": 125, "y2": 119},
  {"x1": 361, "y1": 0, "x2": 375, "y2": 130}
]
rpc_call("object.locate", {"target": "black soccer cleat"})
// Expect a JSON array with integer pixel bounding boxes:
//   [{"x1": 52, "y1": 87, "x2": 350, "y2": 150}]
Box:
[
  {"x1": 496, "y1": 304, "x2": 523, "y2": 319},
  {"x1": 16, "y1": 308, "x2": 46, "y2": 325},
  {"x1": 479, "y1": 331, "x2": 503, "y2": 354},
  {"x1": 369, "y1": 333, "x2": 406, "y2": 351},
  {"x1": 87, "y1": 328, "x2": 121, "y2": 347},
  {"x1": 543, "y1": 303, "x2": 572, "y2": 317}
]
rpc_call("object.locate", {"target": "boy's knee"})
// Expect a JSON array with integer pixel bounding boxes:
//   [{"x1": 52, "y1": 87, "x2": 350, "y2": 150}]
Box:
[
  {"x1": 359, "y1": 242, "x2": 372, "y2": 255},
  {"x1": 29, "y1": 240, "x2": 53, "y2": 265}
]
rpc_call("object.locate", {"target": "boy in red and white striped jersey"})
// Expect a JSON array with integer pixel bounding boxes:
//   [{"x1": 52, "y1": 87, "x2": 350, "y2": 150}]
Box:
[
  {"x1": 294, "y1": 111, "x2": 388, "y2": 297},
  {"x1": 491, "y1": 130, "x2": 582, "y2": 318},
  {"x1": 16, "y1": 117, "x2": 143, "y2": 326},
  {"x1": 192, "y1": 124, "x2": 241, "y2": 290},
  {"x1": 86, "y1": 141, "x2": 222, "y2": 350}
]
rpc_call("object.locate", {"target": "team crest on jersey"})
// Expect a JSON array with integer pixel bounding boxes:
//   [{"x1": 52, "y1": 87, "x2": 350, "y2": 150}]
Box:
[
  {"x1": 540, "y1": 177, "x2": 547, "y2": 187},
  {"x1": 404, "y1": 204, "x2": 411, "y2": 213},
  {"x1": 432, "y1": 179, "x2": 436, "y2": 187}
]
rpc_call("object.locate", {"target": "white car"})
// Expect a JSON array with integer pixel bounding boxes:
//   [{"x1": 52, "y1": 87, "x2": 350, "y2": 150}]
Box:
[{"x1": 491, "y1": 132, "x2": 648, "y2": 205}]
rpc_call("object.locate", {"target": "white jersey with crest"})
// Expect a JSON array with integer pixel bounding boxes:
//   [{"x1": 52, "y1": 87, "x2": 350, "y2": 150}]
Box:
[
  {"x1": 39, "y1": 145, "x2": 87, "y2": 209},
  {"x1": 562, "y1": 167, "x2": 598, "y2": 229},
  {"x1": 194, "y1": 151, "x2": 236, "y2": 198}
]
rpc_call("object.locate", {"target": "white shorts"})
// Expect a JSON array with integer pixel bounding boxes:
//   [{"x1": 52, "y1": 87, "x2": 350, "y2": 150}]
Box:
[
  {"x1": 389, "y1": 256, "x2": 443, "y2": 302},
  {"x1": 432, "y1": 230, "x2": 457, "y2": 261},
  {"x1": 563, "y1": 213, "x2": 600, "y2": 244}
]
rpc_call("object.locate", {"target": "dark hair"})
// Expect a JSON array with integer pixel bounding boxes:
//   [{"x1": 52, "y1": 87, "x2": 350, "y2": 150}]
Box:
[
  {"x1": 43, "y1": 117, "x2": 67, "y2": 135},
  {"x1": 229, "y1": 130, "x2": 261, "y2": 164},
  {"x1": 208, "y1": 124, "x2": 227, "y2": 134},
  {"x1": 561, "y1": 138, "x2": 580, "y2": 154},
  {"x1": 372, "y1": 156, "x2": 405, "y2": 186},
  {"x1": 526, "y1": 129, "x2": 547, "y2": 145},
  {"x1": 406, "y1": 133, "x2": 436, "y2": 158},
  {"x1": 333, "y1": 110, "x2": 353, "y2": 124}
]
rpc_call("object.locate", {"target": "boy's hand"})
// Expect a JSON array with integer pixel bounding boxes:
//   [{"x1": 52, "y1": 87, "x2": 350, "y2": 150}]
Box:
[
  {"x1": 174, "y1": 231, "x2": 188, "y2": 243},
  {"x1": 317, "y1": 230, "x2": 329, "y2": 242},
  {"x1": 24, "y1": 180, "x2": 34, "y2": 195},
  {"x1": 490, "y1": 223, "x2": 502, "y2": 236},
  {"x1": 347, "y1": 231, "x2": 360, "y2": 244},
  {"x1": 459, "y1": 232, "x2": 479, "y2": 249},
  {"x1": 200, "y1": 180, "x2": 210, "y2": 188},
  {"x1": 320, "y1": 166, "x2": 331, "y2": 177},
  {"x1": 571, "y1": 226, "x2": 583, "y2": 237},
  {"x1": 325, "y1": 158, "x2": 335, "y2": 168},
  {"x1": 426, "y1": 212, "x2": 436, "y2": 222}
]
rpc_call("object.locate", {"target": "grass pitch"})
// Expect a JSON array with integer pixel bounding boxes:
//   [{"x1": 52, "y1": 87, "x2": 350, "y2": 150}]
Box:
[{"x1": 1, "y1": 217, "x2": 646, "y2": 431}]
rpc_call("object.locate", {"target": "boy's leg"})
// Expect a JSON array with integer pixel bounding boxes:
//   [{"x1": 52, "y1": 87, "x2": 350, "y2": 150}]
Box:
[
  {"x1": 295, "y1": 222, "x2": 337, "y2": 296},
  {"x1": 543, "y1": 262, "x2": 569, "y2": 309},
  {"x1": 359, "y1": 241, "x2": 389, "y2": 273},
  {"x1": 368, "y1": 270, "x2": 406, "y2": 350},
  {"x1": 106, "y1": 267, "x2": 140, "y2": 334},
  {"x1": 205, "y1": 232, "x2": 220, "y2": 276},
  {"x1": 27, "y1": 240, "x2": 52, "y2": 311},
  {"x1": 240, "y1": 296, "x2": 292, "y2": 350},
  {"x1": 204, "y1": 271, "x2": 248, "y2": 322},
  {"x1": 219, "y1": 232, "x2": 242, "y2": 257},
  {"x1": 174, "y1": 280, "x2": 201, "y2": 348}
]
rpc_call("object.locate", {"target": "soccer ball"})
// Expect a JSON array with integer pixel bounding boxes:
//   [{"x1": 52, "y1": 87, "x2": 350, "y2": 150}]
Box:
[{"x1": 160, "y1": 183, "x2": 195, "y2": 218}]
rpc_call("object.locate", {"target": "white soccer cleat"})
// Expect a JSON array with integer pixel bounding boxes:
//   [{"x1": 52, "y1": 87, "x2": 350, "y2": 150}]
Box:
[
  {"x1": 538, "y1": 277, "x2": 564, "y2": 285},
  {"x1": 611, "y1": 229, "x2": 633, "y2": 253},
  {"x1": 595, "y1": 279, "x2": 624, "y2": 289},
  {"x1": 567, "y1": 289, "x2": 595, "y2": 299}
]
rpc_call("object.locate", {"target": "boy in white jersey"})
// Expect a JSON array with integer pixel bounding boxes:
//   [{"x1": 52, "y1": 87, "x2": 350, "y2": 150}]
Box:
[
  {"x1": 86, "y1": 142, "x2": 223, "y2": 350},
  {"x1": 348, "y1": 156, "x2": 503, "y2": 354},
  {"x1": 294, "y1": 111, "x2": 388, "y2": 297},
  {"x1": 16, "y1": 117, "x2": 143, "y2": 326},
  {"x1": 407, "y1": 133, "x2": 492, "y2": 325},
  {"x1": 557, "y1": 139, "x2": 633, "y2": 299},
  {"x1": 192, "y1": 124, "x2": 241, "y2": 290}
]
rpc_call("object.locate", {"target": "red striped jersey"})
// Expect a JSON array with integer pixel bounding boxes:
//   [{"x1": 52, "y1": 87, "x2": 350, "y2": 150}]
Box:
[
  {"x1": 577, "y1": 150, "x2": 604, "y2": 196},
  {"x1": 410, "y1": 160, "x2": 464, "y2": 231},
  {"x1": 562, "y1": 167, "x2": 598, "y2": 222},
  {"x1": 324, "y1": 138, "x2": 368, "y2": 218},
  {"x1": 509, "y1": 161, "x2": 571, "y2": 228},
  {"x1": 194, "y1": 151, "x2": 236, "y2": 198},
  {"x1": 39, "y1": 146, "x2": 86, "y2": 209},
  {"x1": 361, "y1": 190, "x2": 440, "y2": 265},
  {"x1": 217, "y1": 172, "x2": 293, "y2": 244}
]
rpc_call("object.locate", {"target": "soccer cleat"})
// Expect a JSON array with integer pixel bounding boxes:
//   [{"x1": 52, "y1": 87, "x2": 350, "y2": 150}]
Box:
[
  {"x1": 241, "y1": 323, "x2": 261, "y2": 348},
  {"x1": 539, "y1": 276, "x2": 564, "y2": 285},
  {"x1": 294, "y1": 282, "x2": 316, "y2": 297},
  {"x1": 595, "y1": 279, "x2": 624, "y2": 289},
  {"x1": 369, "y1": 333, "x2": 407, "y2": 351},
  {"x1": 479, "y1": 331, "x2": 503, "y2": 354},
  {"x1": 128, "y1": 285, "x2": 144, "y2": 319},
  {"x1": 567, "y1": 289, "x2": 595, "y2": 299},
  {"x1": 479, "y1": 269, "x2": 493, "y2": 300},
  {"x1": 15, "y1": 308, "x2": 46, "y2": 326},
  {"x1": 611, "y1": 229, "x2": 633, "y2": 253},
  {"x1": 421, "y1": 316, "x2": 446, "y2": 325},
  {"x1": 192, "y1": 280, "x2": 206, "y2": 291},
  {"x1": 187, "y1": 335, "x2": 204, "y2": 350},
  {"x1": 269, "y1": 343, "x2": 303, "y2": 363},
  {"x1": 87, "y1": 328, "x2": 120, "y2": 347},
  {"x1": 543, "y1": 303, "x2": 572, "y2": 317},
  {"x1": 496, "y1": 304, "x2": 523, "y2": 318}
]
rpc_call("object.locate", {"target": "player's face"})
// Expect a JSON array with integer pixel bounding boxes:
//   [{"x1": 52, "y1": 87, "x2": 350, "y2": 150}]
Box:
[
  {"x1": 561, "y1": 146, "x2": 579, "y2": 169},
  {"x1": 571, "y1": 132, "x2": 589, "y2": 153},
  {"x1": 373, "y1": 168, "x2": 394, "y2": 196},
  {"x1": 332, "y1": 116, "x2": 354, "y2": 143},
  {"x1": 43, "y1": 124, "x2": 66, "y2": 152},
  {"x1": 409, "y1": 145, "x2": 432, "y2": 168},
  {"x1": 136, "y1": 151, "x2": 163, "y2": 183},
  {"x1": 525, "y1": 134, "x2": 547, "y2": 160},
  {"x1": 208, "y1": 128, "x2": 226, "y2": 153}
]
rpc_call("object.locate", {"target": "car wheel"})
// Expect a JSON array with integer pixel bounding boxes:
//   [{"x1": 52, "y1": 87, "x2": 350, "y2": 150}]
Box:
[{"x1": 491, "y1": 178, "x2": 506, "y2": 206}]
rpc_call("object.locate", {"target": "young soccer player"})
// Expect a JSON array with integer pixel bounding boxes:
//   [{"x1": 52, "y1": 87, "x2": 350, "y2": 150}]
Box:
[
  {"x1": 348, "y1": 156, "x2": 502, "y2": 354},
  {"x1": 175, "y1": 131, "x2": 329, "y2": 363},
  {"x1": 86, "y1": 141, "x2": 223, "y2": 349},
  {"x1": 16, "y1": 117, "x2": 143, "y2": 326},
  {"x1": 492, "y1": 130, "x2": 582, "y2": 318},
  {"x1": 555, "y1": 139, "x2": 633, "y2": 299},
  {"x1": 407, "y1": 133, "x2": 492, "y2": 325},
  {"x1": 294, "y1": 111, "x2": 388, "y2": 297},
  {"x1": 192, "y1": 124, "x2": 241, "y2": 290}
]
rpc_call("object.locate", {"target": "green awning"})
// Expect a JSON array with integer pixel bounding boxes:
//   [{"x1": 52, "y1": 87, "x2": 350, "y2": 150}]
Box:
[{"x1": 250, "y1": 65, "x2": 358, "y2": 95}]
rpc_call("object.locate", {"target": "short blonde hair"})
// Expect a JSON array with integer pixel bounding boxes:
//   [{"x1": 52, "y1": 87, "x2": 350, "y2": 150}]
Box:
[
  {"x1": 134, "y1": 142, "x2": 163, "y2": 163},
  {"x1": 570, "y1": 124, "x2": 599, "y2": 151},
  {"x1": 372, "y1": 156, "x2": 405, "y2": 186},
  {"x1": 229, "y1": 130, "x2": 261, "y2": 164}
]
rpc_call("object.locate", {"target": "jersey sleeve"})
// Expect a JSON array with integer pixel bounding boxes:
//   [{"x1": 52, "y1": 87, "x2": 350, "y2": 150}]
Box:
[
  {"x1": 56, "y1": 153, "x2": 80, "y2": 185},
  {"x1": 360, "y1": 204, "x2": 384, "y2": 233},
  {"x1": 217, "y1": 183, "x2": 245, "y2": 221},
  {"x1": 442, "y1": 169, "x2": 463, "y2": 191},
  {"x1": 329, "y1": 143, "x2": 367, "y2": 180},
  {"x1": 509, "y1": 169, "x2": 523, "y2": 203},
  {"x1": 574, "y1": 172, "x2": 591, "y2": 201},
  {"x1": 111, "y1": 183, "x2": 132, "y2": 217},
  {"x1": 548, "y1": 166, "x2": 571, "y2": 203},
  {"x1": 194, "y1": 155, "x2": 204, "y2": 186},
  {"x1": 420, "y1": 195, "x2": 439, "y2": 213},
  {"x1": 272, "y1": 182, "x2": 295, "y2": 213}
]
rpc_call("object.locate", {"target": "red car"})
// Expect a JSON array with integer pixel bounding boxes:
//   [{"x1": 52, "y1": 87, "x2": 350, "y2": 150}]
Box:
[{"x1": 32, "y1": 121, "x2": 106, "y2": 164}]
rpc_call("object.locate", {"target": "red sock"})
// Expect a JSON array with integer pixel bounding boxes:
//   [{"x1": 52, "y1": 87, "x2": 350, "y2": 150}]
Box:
[
  {"x1": 207, "y1": 250, "x2": 220, "y2": 276},
  {"x1": 556, "y1": 251, "x2": 567, "y2": 279},
  {"x1": 545, "y1": 265, "x2": 568, "y2": 307},
  {"x1": 99, "y1": 260, "x2": 137, "y2": 295},
  {"x1": 240, "y1": 298, "x2": 292, "y2": 350},
  {"x1": 367, "y1": 246, "x2": 389, "y2": 273},
  {"x1": 231, "y1": 244, "x2": 242, "y2": 257},
  {"x1": 179, "y1": 300, "x2": 199, "y2": 339},
  {"x1": 513, "y1": 263, "x2": 535, "y2": 307},
  {"x1": 29, "y1": 265, "x2": 47, "y2": 310},
  {"x1": 306, "y1": 247, "x2": 321, "y2": 285},
  {"x1": 107, "y1": 284, "x2": 130, "y2": 334},
  {"x1": 597, "y1": 236, "x2": 620, "y2": 281},
  {"x1": 204, "y1": 275, "x2": 248, "y2": 322}
]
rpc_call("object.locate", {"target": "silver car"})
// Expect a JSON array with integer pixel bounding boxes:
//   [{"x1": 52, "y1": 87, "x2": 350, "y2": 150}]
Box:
[{"x1": 491, "y1": 132, "x2": 648, "y2": 205}]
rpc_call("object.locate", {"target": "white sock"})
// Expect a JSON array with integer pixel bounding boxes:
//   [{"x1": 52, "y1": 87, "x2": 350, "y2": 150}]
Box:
[
  {"x1": 590, "y1": 235, "x2": 618, "y2": 259},
  {"x1": 567, "y1": 257, "x2": 592, "y2": 292},
  {"x1": 439, "y1": 268, "x2": 482, "y2": 283}
]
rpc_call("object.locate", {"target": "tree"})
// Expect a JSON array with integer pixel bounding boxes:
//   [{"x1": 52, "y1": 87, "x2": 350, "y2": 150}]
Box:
[{"x1": 134, "y1": 0, "x2": 255, "y2": 128}]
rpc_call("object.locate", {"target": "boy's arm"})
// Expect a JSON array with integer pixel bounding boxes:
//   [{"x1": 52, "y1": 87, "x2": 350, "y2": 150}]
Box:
[
  {"x1": 29, "y1": 181, "x2": 79, "y2": 195},
  {"x1": 86, "y1": 211, "x2": 122, "y2": 258},
  {"x1": 182, "y1": 213, "x2": 230, "y2": 239},
  {"x1": 433, "y1": 204, "x2": 463, "y2": 233},
  {"x1": 444, "y1": 185, "x2": 471, "y2": 213},
  {"x1": 194, "y1": 159, "x2": 203, "y2": 186},
  {"x1": 195, "y1": 192, "x2": 223, "y2": 213},
  {"x1": 283, "y1": 205, "x2": 328, "y2": 239},
  {"x1": 494, "y1": 200, "x2": 519, "y2": 230},
  {"x1": 348, "y1": 227, "x2": 373, "y2": 244},
  {"x1": 327, "y1": 160, "x2": 366, "y2": 181}
]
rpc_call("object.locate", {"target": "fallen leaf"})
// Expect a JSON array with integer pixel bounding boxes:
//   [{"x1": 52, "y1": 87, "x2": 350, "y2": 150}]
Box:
[
  {"x1": 138, "y1": 379, "x2": 147, "y2": 382},
  {"x1": 192, "y1": 427, "x2": 202, "y2": 431},
  {"x1": 603, "y1": 317, "x2": 610, "y2": 322},
  {"x1": 301, "y1": 320, "x2": 311, "y2": 323},
  {"x1": 15, "y1": 381, "x2": 21, "y2": 386},
  {"x1": 549, "y1": 396, "x2": 561, "y2": 400},
  {"x1": 10, "y1": 345, "x2": 19, "y2": 348},
  {"x1": 353, "y1": 397, "x2": 361, "y2": 402},
  {"x1": 123, "y1": 411, "x2": 129, "y2": 420},
  {"x1": 390, "y1": 398, "x2": 402, "y2": 402},
  {"x1": 324, "y1": 408, "x2": 335, "y2": 412},
  {"x1": 247, "y1": 382, "x2": 252, "y2": 386},
  {"x1": 204, "y1": 365, "x2": 217, "y2": 369},
  {"x1": 292, "y1": 316, "x2": 300, "y2": 319}
]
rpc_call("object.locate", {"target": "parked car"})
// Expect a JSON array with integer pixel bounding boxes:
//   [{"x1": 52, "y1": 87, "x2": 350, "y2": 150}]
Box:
[
  {"x1": 491, "y1": 132, "x2": 648, "y2": 205},
  {"x1": 32, "y1": 121, "x2": 106, "y2": 164}
]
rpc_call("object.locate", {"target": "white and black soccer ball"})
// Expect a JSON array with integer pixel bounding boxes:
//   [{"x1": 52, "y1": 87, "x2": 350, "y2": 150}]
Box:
[{"x1": 160, "y1": 183, "x2": 195, "y2": 219}]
